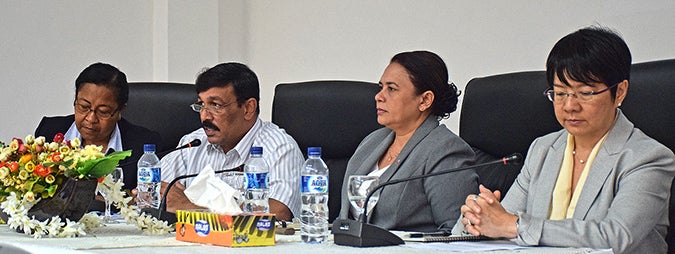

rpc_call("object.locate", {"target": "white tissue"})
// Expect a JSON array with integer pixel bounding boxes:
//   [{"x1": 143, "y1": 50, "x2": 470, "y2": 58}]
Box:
[{"x1": 183, "y1": 165, "x2": 243, "y2": 214}]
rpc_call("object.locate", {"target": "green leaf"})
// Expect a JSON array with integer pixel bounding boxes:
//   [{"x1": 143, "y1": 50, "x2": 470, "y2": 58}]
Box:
[
  {"x1": 45, "y1": 183, "x2": 58, "y2": 197},
  {"x1": 25, "y1": 178, "x2": 38, "y2": 191},
  {"x1": 32, "y1": 183, "x2": 45, "y2": 194},
  {"x1": 77, "y1": 150, "x2": 132, "y2": 178}
]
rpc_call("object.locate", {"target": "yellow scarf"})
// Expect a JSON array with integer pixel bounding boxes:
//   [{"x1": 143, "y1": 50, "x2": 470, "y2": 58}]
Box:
[{"x1": 549, "y1": 134, "x2": 607, "y2": 220}]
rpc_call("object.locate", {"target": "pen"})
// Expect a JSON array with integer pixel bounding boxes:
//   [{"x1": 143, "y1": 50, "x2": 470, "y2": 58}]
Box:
[{"x1": 408, "y1": 231, "x2": 451, "y2": 238}]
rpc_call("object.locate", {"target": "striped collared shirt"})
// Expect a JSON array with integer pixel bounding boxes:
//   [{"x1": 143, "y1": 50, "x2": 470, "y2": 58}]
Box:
[{"x1": 160, "y1": 118, "x2": 304, "y2": 217}]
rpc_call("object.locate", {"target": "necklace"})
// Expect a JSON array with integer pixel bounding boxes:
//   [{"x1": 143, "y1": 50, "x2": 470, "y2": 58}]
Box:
[{"x1": 572, "y1": 150, "x2": 585, "y2": 164}]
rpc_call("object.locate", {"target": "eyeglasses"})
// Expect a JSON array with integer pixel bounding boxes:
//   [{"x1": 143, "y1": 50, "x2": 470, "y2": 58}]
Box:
[
  {"x1": 74, "y1": 103, "x2": 117, "y2": 119},
  {"x1": 543, "y1": 82, "x2": 619, "y2": 103},
  {"x1": 190, "y1": 101, "x2": 236, "y2": 114}
]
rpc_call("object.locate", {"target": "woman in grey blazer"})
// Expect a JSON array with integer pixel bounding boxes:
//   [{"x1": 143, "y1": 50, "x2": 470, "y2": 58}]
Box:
[
  {"x1": 456, "y1": 27, "x2": 675, "y2": 253},
  {"x1": 338, "y1": 51, "x2": 478, "y2": 232}
]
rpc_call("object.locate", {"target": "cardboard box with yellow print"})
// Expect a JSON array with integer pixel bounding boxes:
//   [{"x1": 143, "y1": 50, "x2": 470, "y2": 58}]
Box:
[{"x1": 175, "y1": 210, "x2": 276, "y2": 247}]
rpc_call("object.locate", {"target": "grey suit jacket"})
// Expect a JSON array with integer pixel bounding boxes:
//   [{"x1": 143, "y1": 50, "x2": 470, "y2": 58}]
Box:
[
  {"x1": 501, "y1": 111, "x2": 675, "y2": 253},
  {"x1": 338, "y1": 116, "x2": 478, "y2": 232}
]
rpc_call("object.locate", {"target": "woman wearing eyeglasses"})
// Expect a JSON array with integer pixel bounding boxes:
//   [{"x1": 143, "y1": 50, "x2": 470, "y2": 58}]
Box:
[
  {"x1": 34, "y1": 62, "x2": 161, "y2": 191},
  {"x1": 454, "y1": 27, "x2": 675, "y2": 253}
]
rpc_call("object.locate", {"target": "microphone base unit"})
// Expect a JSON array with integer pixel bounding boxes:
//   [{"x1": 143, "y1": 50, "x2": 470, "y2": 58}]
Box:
[{"x1": 332, "y1": 219, "x2": 404, "y2": 247}]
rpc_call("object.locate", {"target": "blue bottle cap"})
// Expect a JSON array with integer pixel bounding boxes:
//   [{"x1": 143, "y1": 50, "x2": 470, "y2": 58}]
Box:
[
  {"x1": 308, "y1": 146, "x2": 321, "y2": 157},
  {"x1": 250, "y1": 146, "x2": 263, "y2": 155},
  {"x1": 143, "y1": 144, "x2": 156, "y2": 152}
]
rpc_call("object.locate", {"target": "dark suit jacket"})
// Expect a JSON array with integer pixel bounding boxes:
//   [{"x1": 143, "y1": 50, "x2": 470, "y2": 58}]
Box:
[{"x1": 34, "y1": 114, "x2": 162, "y2": 190}]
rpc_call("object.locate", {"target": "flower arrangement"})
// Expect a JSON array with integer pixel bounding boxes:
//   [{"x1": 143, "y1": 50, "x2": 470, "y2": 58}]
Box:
[
  {"x1": 0, "y1": 134, "x2": 172, "y2": 238},
  {"x1": 0, "y1": 133, "x2": 126, "y2": 203}
]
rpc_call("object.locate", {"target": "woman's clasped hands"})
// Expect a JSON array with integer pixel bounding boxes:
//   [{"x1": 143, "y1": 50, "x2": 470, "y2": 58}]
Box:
[{"x1": 460, "y1": 184, "x2": 518, "y2": 239}]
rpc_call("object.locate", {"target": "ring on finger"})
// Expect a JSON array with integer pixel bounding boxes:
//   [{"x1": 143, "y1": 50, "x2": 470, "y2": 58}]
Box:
[
  {"x1": 473, "y1": 194, "x2": 479, "y2": 201},
  {"x1": 466, "y1": 217, "x2": 472, "y2": 226}
]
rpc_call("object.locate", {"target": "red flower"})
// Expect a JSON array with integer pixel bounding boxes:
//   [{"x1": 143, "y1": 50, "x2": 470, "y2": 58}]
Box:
[
  {"x1": 33, "y1": 164, "x2": 52, "y2": 178},
  {"x1": 11, "y1": 138, "x2": 23, "y2": 145},
  {"x1": 51, "y1": 152, "x2": 62, "y2": 162},
  {"x1": 53, "y1": 133, "x2": 65, "y2": 143},
  {"x1": 8, "y1": 162, "x2": 19, "y2": 173},
  {"x1": 97, "y1": 177, "x2": 105, "y2": 183},
  {"x1": 17, "y1": 144, "x2": 27, "y2": 154}
]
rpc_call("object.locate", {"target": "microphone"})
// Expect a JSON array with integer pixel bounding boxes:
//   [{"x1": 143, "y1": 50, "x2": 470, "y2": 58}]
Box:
[
  {"x1": 332, "y1": 153, "x2": 523, "y2": 247},
  {"x1": 117, "y1": 139, "x2": 202, "y2": 168},
  {"x1": 142, "y1": 164, "x2": 245, "y2": 224},
  {"x1": 171, "y1": 139, "x2": 202, "y2": 152}
]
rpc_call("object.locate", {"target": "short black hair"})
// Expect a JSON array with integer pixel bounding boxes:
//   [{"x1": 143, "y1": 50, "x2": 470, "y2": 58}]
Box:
[
  {"x1": 546, "y1": 26, "x2": 631, "y2": 98},
  {"x1": 195, "y1": 62, "x2": 260, "y2": 114},
  {"x1": 75, "y1": 62, "x2": 128, "y2": 108},
  {"x1": 391, "y1": 50, "x2": 460, "y2": 119}
]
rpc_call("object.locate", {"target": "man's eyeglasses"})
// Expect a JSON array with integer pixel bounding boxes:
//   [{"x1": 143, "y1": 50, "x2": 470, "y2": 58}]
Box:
[
  {"x1": 190, "y1": 101, "x2": 236, "y2": 114},
  {"x1": 543, "y1": 82, "x2": 619, "y2": 103},
  {"x1": 74, "y1": 103, "x2": 117, "y2": 119}
]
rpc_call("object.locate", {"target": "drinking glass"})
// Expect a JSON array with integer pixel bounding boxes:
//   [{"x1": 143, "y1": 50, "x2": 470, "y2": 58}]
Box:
[
  {"x1": 221, "y1": 171, "x2": 246, "y2": 203},
  {"x1": 347, "y1": 175, "x2": 380, "y2": 220},
  {"x1": 98, "y1": 167, "x2": 123, "y2": 223}
]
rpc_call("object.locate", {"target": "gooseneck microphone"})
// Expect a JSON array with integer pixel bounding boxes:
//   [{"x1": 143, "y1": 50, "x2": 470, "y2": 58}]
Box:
[
  {"x1": 155, "y1": 164, "x2": 244, "y2": 223},
  {"x1": 332, "y1": 153, "x2": 523, "y2": 247},
  {"x1": 171, "y1": 139, "x2": 202, "y2": 152}
]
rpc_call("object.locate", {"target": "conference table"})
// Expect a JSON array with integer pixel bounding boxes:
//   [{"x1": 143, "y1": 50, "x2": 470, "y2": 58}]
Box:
[{"x1": 0, "y1": 224, "x2": 611, "y2": 254}]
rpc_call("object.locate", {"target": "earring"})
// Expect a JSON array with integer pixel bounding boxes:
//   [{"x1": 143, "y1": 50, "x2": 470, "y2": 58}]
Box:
[{"x1": 618, "y1": 103, "x2": 622, "y2": 107}]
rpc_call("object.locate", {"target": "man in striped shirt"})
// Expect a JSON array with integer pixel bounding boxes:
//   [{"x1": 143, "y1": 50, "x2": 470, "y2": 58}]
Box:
[{"x1": 159, "y1": 62, "x2": 304, "y2": 221}]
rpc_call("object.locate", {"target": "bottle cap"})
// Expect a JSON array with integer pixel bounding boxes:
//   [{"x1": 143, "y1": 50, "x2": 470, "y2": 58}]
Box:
[
  {"x1": 308, "y1": 146, "x2": 322, "y2": 157},
  {"x1": 250, "y1": 146, "x2": 263, "y2": 155},
  {"x1": 143, "y1": 144, "x2": 156, "y2": 152}
]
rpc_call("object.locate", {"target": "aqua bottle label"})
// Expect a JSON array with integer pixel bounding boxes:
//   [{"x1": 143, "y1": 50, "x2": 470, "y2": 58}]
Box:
[
  {"x1": 138, "y1": 167, "x2": 161, "y2": 183},
  {"x1": 245, "y1": 172, "x2": 269, "y2": 189},
  {"x1": 301, "y1": 175, "x2": 328, "y2": 193}
]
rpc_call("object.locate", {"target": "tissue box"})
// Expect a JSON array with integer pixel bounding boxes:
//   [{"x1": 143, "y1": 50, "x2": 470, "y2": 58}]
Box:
[{"x1": 175, "y1": 210, "x2": 276, "y2": 247}]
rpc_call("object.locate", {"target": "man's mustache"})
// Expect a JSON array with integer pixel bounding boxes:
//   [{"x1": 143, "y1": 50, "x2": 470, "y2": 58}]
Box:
[{"x1": 202, "y1": 121, "x2": 220, "y2": 131}]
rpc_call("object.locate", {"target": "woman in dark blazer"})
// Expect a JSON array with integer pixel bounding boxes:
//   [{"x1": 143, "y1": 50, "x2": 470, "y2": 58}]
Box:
[
  {"x1": 34, "y1": 63, "x2": 161, "y2": 191},
  {"x1": 338, "y1": 51, "x2": 477, "y2": 232}
]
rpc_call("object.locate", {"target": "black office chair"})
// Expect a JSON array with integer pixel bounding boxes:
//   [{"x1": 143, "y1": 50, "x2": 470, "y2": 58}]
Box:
[
  {"x1": 271, "y1": 80, "x2": 382, "y2": 222},
  {"x1": 626, "y1": 59, "x2": 675, "y2": 254},
  {"x1": 459, "y1": 71, "x2": 561, "y2": 194},
  {"x1": 124, "y1": 82, "x2": 202, "y2": 153}
]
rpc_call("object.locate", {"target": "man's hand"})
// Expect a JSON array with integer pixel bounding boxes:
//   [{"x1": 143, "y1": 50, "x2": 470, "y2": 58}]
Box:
[{"x1": 269, "y1": 198, "x2": 292, "y2": 221}]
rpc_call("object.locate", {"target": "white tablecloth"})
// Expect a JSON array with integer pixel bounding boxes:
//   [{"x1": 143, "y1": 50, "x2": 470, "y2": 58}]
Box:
[{"x1": 0, "y1": 224, "x2": 610, "y2": 254}]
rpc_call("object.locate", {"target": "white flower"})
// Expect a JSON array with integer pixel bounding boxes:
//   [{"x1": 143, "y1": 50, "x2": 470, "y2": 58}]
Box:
[
  {"x1": 70, "y1": 138, "x2": 81, "y2": 148},
  {"x1": 35, "y1": 136, "x2": 46, "y2": 146},
  {"x1": 79, "y1": 213, "x2": 103, "y2": 230},
  {"x1": 25, "y1": 135, "x2": 35, "y2": 145},
  {"x1": 48, "y1": 142, "x2": 59, "y2": 151},
  {"x1": 58, "y1": 219, "x2": 86, "y2": 237},
  {"x1": 0, "y1": 171, "x2": 172, "y2": 238}
]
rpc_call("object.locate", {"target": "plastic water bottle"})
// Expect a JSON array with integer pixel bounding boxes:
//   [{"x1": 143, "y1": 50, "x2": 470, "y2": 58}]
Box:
[
  {"x1": 300, "y1": 147, "x2": 329, "y2": 243},
  {"x1": 137, "y1": 144, "x2": 161, "y2": 209},
  {"x1": 244, "y1": 146, "x2": 270, "y2": 213}
]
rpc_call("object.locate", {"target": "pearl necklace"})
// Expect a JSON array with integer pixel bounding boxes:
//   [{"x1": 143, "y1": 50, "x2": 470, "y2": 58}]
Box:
[{"x1": 572, "y1": 150, "x2": 585, "y2": 164}]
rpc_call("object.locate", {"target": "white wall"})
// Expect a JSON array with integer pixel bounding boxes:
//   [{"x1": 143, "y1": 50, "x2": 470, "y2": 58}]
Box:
[
  {"x1": 246, "y1": 0, "x2": 675, "y2": 132},
  {"x1": 2, "y1": 0, "x2": 674, "y2": 143}
]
